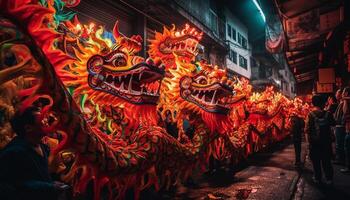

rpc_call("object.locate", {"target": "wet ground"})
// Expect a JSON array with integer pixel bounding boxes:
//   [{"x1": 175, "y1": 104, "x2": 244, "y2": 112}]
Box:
[
  {"x1": 293, "y1": 151, "x2": 350, "y2": 200},
  {"x1": 140, "y1": 138, "x2": 350, "y2": 200}
]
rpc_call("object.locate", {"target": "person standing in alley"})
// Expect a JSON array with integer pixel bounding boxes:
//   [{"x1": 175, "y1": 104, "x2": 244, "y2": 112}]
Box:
[
  {"x1": 305, "y1": 94, "x2": 335, "y2": 185},
  {"x1": 290, "y1": 113, "x2": 305, "y2": 168},
  {"x1": 325, "y1": 95, "x2": 338, "y2": 114},
  {"x1": 341, "y1": 87, "x2": 350, "y2": 173},
  {"x1": 334, "y1": 89, "x2": 346, "y2": 165}
]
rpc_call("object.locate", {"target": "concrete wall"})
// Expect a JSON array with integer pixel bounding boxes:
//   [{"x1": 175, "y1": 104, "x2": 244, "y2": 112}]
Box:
[{"x1": 174, "y1": 0, "x2": 221, "y2": 35}]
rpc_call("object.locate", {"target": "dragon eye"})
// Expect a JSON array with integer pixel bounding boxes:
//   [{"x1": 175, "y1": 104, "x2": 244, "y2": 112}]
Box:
[
  {"x1": 110, "y1": 53, "x2": 127, "y2": 67},
  {"x1": 195, "y1": 76, "x2": 207, "y2": 84}
]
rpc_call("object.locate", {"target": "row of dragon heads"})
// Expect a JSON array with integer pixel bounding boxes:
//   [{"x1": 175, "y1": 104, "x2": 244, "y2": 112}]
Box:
[{"x1": 0, "y1": 0, "x2": 311, "y2": 199}]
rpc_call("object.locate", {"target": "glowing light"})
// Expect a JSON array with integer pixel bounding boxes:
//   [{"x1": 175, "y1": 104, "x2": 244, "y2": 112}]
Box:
[
  {"x1": 75, "y1": 24, "x2": 81, "y2": 31},
  {"x1": 252, "y1": 0, "x2": 266, "y2": 22}
]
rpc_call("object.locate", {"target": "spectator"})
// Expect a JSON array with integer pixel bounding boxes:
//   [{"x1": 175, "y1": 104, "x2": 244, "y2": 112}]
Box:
[
  {"x1": 325, "y1": 95, "x2": 338, "y2": 114},
  {"x1": 334, "y1": 89, "x2": 346, "y2": 164},
  {"x1": 305, "y1": 94, "x2": 335, "y2": 185},
  {"x1": 341, "y1": 87, "x2": 350, "y2": 173},
  {"x1": 0, "y1": 106, "x2": 68, "y2": 200},
  {"x1": 336, "y1": 89, "x2": 343, "y2": 103},
  {"x1": 290, "y1": 114, "x2": 305, "y2": 167}
]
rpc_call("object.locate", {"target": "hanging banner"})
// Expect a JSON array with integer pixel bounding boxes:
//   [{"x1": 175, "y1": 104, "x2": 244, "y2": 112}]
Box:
[{"x1": 266, "y1": 15, "x2": 285, "y2": 53}]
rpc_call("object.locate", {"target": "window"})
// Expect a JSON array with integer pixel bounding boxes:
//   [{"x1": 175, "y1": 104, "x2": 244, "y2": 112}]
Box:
[
  {"x1": 239, "y1": 55, "x2": 247, "y2": 69},
  {"x1": 230, "y1": 50, "x2": 237, "y2": 64},
  {"x1": 237, "y1": 33, "x2": 242, "y2": 45},
  {"x1": 231, "y1": 27, "x2": 236, "y2": 41},
  {"x1": 242, "y1": 37, "x2": 247, "y2": 49},
  {"x1": 227, "y1": 24, "x2": 231, "y2": 38},
  {"x1": 209, "y1": 10, "x2": 218, "y2": 34},
  {"x1": 227, "y1": 23, "x2": 237, "y2": 41},
  {"x1": 237, "y1": 32, "x2": 247, "y2": 49}
]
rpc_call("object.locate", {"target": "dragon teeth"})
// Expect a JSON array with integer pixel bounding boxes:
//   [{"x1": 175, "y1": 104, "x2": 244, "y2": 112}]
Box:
[
  {"x1": 201, "y1": 94, "x2": 206, "y2": 102},
  {"x1": 120, "y1": 81, "x2": 125, "y2": 90},
  {"x1": 128, "y1": 74, "x2": 133, "y2": 92},
  {"x1": 211, "y1": 90, "x2": 217, "y2": 104}
]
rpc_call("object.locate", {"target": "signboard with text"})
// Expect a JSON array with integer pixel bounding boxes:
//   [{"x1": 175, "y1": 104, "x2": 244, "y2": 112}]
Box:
[{"x1": 316, "y1": 82, "x2": 333, "y2": 93}]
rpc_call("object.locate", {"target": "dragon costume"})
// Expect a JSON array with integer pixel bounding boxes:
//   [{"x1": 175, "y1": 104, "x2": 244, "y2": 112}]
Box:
[
  {"x1": 0, "y1": 0, "x2": 310, "y2": 199},
  {"x1": 228, "y1": 81, "x2": 309, "y2": 157},
  {"x1": 149, "y1": 25, "x2": 240, "y2": 162},
  {"x1": 0, "y1": 1, "x2": 218, "y2": 199}
]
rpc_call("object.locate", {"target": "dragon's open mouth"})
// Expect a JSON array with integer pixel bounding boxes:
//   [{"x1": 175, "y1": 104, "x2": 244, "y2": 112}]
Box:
[
  {"x1": 159, "y1": 35, "x2": 199, "y2": 57},
  {"x1": 180, "y1": 76, "x2": 234, "y2": 114},
  {"x1": 88, "y1": 62, "x2": 164, "y2": 104}
]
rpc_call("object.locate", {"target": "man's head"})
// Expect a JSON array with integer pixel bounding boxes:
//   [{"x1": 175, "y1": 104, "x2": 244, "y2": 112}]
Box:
[
  {"x1": 311, "y1": 94, "x2": 325, "y2": 109},
  {"x1": 336, "y1": 89, "x2": 342, "y2": 100},
  {"x1": 10, "y1": 106, "x2": 49, "y2": 143},
  {"x1": 327, "y1": 95, "x2": 336, "y2": 105},
  {"x1": 342, "y1": 87, "x2": 350, "y2": 98}
]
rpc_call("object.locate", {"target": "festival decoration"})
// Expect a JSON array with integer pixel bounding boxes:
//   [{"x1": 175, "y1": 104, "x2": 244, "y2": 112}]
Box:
[
  {"x1": 149, "y1": 23, "x2": 202, "y2": 70},
  {"x1": 0, "y1": 1, "x2": 311, "y2": 199}
]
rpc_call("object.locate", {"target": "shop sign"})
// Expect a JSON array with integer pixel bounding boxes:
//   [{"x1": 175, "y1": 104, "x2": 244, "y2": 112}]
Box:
[{"x1": 316, "y1": 82, "x2": 333, "y2": 93}]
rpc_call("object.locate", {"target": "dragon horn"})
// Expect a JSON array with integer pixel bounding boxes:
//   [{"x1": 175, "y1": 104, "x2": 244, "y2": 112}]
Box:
[{"x1": 113, "y1": 20, "x2": 121, "y2": 40}]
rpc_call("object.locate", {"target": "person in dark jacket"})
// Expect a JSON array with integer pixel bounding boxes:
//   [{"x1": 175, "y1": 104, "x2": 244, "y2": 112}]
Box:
[
  {"x1": 341, "y1": 87, "x2": 350, "y2": 173},
  {"x1": 305, "y1": 94, "x2": 336, "y2": 185},
  {"x1": 325, "y1": 95, "x2": 338, "y2": 114},
  {"x1": 290, "y1": 114, "x2": 305, "y2": 167},
  {"x1": 0, "y1": 106, "x2": 68, "y2": 200},
  {"x1": 334, "y1": 89, "x2": 346, "y2": 164}
]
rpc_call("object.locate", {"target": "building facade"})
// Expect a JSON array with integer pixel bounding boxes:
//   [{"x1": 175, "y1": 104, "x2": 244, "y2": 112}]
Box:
[
  {"x1": 224, "y1": 8, "x2": 252, "y2": 79},
  {"x1": 70, "y1": 0, "x2": 229, "y2": 67}
]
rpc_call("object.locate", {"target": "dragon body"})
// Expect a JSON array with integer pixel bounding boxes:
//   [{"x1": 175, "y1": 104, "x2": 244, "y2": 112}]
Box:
[
  {"x1": 0, "y1": 1, "x2": 226, "y2": 199},
  {"x1": 0, "y1": 1, "x2": 310, "y2": 199},
  {"x1": 53, "y1": 15, "x2": 232, "y2": 200}
]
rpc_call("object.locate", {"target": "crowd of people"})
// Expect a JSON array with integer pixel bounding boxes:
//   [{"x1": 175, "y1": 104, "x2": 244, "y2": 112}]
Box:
[{"x1": 291, "y1": 87, "x2": 350, "y2": 186}]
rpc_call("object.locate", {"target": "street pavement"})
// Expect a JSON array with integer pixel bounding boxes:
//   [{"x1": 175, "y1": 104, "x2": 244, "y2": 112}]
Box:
[
  {"x1": 140, "y1": 138, "x2": 350, "y2": 200},
  {"x1": 293, "y1": 147, "x2": 350, "y2": 200}
]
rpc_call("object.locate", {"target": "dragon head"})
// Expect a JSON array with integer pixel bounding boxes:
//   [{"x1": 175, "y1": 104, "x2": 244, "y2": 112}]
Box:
[
  {"x1": 160, "y1": 57, "x2": 235, "y2": 133},
  {"x1": 232, "y1": 77, "x2": 253, "y2": 100},
  {"x1": 178, "y1": 61, "x2": 235, "y2": 115},
  {"x1": 59, "y1": 21, "x2": 164, "y2": 104},
  {"x1": 148, "y1": 24, "x2": 202, "y2": 69},
  {"x1": 57, "y1": 21, "x2": 165, "y2": 131}
]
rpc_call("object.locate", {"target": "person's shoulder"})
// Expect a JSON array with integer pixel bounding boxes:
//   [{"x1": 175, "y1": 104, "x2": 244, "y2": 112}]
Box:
[
  {"x1": 308, "y1": 110, "x2": 316, "y2": 117},
  {"x1": 0, "y1": 141, "x2": 27, "y2": 158},
  {"x1": 40, "y1": 143, "x2": 50, "y2": 155},
  {"x1": 324, "y1": 110, "x2": 333, "y2": 117}
]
